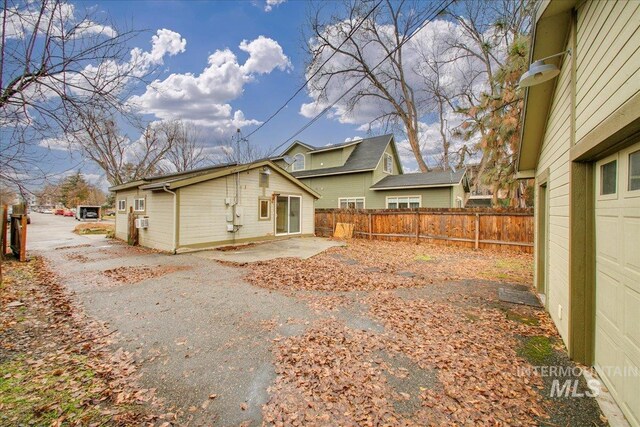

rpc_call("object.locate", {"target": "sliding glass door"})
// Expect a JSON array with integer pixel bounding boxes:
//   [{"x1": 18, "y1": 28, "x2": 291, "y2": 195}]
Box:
[{"x1": 276, "y1": 195, "x2": 301, "y2": 235}]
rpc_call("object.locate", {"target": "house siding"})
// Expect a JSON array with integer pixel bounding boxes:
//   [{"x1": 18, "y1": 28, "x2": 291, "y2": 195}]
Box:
[
  {"x1": 300, "y1": 172, "x2": 455, "y2": 209},
  {"x1": 114, "y1": 189, "x2": 138, "y2": 242},
  {"x1": 137, "y1": 190, "x2": 174, "y2": 252},
  {"x1": 178, "y1": 168, "x2": 315, "y2": 248},
  {"x1": 371, "y1": 142, "x2": 401, "y2": 184},
  {"x1": 575, "y1": 0, "x2": 640, "y2": 142},
  {"x1": 535, "y1": 38, "x2": 573, "y2": 343}
]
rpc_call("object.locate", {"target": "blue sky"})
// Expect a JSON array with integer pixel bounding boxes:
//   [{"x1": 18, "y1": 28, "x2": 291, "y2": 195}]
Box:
[
  {"x1": 12, "y1": 0, "x2": 491, "y2": 189},
  {"x1": 91, "y1": 0, "x2": 361, "y2": 149}
]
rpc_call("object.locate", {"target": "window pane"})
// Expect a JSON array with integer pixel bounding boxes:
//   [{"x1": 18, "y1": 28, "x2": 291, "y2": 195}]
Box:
[
  {"x1": 260, "y1": 200, "x2": 269, "y2": 218},
  {"x1": 398, "y1": 202, "x2": 408, "y2": 208},
  {"x1": 409, "y1": 202, "x2": 419, "y2": 208},
  {"x1": 629, "y1": 150, "x2": 640, "y2": 191},
  {"x1": 356, "y1": 200, "x2": 364, "y2": 209},
  {"x1": 259, "y1": 173, "x2": 269, "y2": 188},
  {"x1": 340, "y1": 200, "x2": 347, "y2": 209},
  {"x1": 347, "y1": 201, "x2": 356, "y2": 209},
  {"x1": 388, "y1": 202, "x2": 397, "y2": 209},
  {"x1": 601, "y1": 160, "x2": 617, "y2": 195}
]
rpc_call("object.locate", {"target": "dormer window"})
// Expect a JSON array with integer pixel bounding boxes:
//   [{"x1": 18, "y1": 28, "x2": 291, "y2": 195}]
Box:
[
  {"x1": 383, "y1": 153, "x2": 393, "y2": 174},
  {"x1": 292, "y1": 153, "x2": 305, "y2": 171}
]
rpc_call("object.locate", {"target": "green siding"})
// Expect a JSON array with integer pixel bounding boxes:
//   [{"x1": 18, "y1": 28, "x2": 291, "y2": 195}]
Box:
[
  {"x1": 372, "y1": 142, "x2": 402, "y2": 184},
  {"x1": 300, "y1": 172, "x2": 455, "y2": 208}
]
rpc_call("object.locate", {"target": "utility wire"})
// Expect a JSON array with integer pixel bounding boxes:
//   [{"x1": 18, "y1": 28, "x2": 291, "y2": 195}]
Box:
[
  {"x1": 265, "y1": 0, "x2": 455, "y2": 158},
  {"x1": 243, "y1": 0, "x2": 383, "y2": 140}
]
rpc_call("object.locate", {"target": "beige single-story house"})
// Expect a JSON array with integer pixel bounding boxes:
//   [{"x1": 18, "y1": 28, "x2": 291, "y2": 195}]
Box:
[
  {"x1": 517, "y1": 1, "x2": 639, "y2": 424},
  {"x1": 109, "y1": 161, "x2": 320, "y2": 252},
  {"x1": 272, "y1": 134, "x2": 469, "y2": 209}
]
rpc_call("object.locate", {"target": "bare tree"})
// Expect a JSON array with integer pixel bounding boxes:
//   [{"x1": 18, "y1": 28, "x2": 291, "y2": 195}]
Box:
[
  {"x1": 305, "y1": 0, "x2": 445, "y2": 172},
  {"x1": 155, "y1": 120, "x2": 209, "y2": 173},
  {"x1": 1, "y1": 0, "x2": 144, "y2": 190},
  {"x1": 71, "y1": 108, "x2": 173, "y2": 186}
]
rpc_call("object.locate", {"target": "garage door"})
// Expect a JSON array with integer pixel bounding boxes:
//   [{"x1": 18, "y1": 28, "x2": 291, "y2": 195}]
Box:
[{"x1": 594, "y1": 141, "x2": 640, "y2": 427}]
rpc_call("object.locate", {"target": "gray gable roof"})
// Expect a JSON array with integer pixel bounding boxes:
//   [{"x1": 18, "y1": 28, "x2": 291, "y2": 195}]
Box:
[
  {"x1": 370, "y1": 169, "x2": 466, "y2": 189},
  {"x1": 291, "y1": 134, "x2": 394, "y2": 178}
]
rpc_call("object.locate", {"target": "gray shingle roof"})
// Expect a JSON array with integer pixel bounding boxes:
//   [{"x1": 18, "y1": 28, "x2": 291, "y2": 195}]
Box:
[
  {"x1": 290, "y1": 134, "x2": 393, "y2": 178},
  {"x1": 370, "y1": 169, "x2": 466, "y2": 189}
]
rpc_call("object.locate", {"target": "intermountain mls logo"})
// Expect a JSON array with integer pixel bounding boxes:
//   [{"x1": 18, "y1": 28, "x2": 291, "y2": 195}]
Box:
[{"x1": 517, "y1": 365, "x2": 640, "y2": 398}]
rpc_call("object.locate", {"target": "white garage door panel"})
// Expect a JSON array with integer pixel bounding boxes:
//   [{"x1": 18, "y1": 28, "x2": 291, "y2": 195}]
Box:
[{"x1": 595, "y1": 141, "x2": 640, "y2": 427}]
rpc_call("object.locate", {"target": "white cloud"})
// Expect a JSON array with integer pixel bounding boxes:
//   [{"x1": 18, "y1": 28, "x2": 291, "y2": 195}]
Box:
[
  {"x1": 129, "y1": 29, "x2": 186, "y2": 75},
  {"x1": 264, "y1": 0, "x2": 286, "y2": 12},
  {"x1": 129, "y1": 36, "x2": 290, "y2": 135},
  {"x1": 344, "y1": 136, "x2": 363, "y2": 142},
  {"x1": 239, "y1": 36, "x2": 292, "y2": 75}
]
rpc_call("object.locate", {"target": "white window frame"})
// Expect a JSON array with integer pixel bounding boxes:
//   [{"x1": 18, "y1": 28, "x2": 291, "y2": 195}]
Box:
[
  {"x1": 134, "y1": 198, "x2": 145, "y2": 212},
  {"x1": 383, "y1": 153, "x2": 393, "y2": 174},
  {"x1": 338, "y1": 197, "x2": 365, "y2": 209},
  {"x1": 259, "y1": 198, "x2": 270, "y2": 220},
  {"x1": 117, "y1": 199, "x2": 126, "y2": 212},
  {"x1": 622, "y1": 143, "x2": 640, "y2": 198},
  {"x1": 291, "y1": 153, "x2": 305, "y2": 171},
  {"x1": 596, "y1": 154, "x2": 618, "y2": 202},
  {"x1": 386, "y1": 195, "x2": 421, "y2": 209}
]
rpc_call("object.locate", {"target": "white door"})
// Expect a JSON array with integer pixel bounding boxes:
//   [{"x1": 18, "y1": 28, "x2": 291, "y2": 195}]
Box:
[
  {"x1": 594, "y1": 141, "x2": 640, "y2": 427},
  {"x1": 275, "y1": 195, "x2": 302, "y2": 235}
]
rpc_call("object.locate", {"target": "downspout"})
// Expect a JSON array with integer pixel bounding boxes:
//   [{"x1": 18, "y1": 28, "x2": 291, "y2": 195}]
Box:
[{"x1": 162, "y1": 184, "x2": 178, "y2": 254}]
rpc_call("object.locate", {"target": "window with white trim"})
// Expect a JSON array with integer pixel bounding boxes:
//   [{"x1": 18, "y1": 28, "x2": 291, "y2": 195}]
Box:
[
  {"x1": 292, "y1": 153, "x2": 305, "y2": 171},
  {"x1": 134, "y1": 198, "x2": 145, "y2": 212},
  {"x1": 629, "y1": 150, "x2": 640, "y2": 191},
  {"x1": 259, "y1": 199, "x2": 270, "y2": 220},
  {"x1": 600, "y1": 160, "x2": 617, "y2": 195},
  {"x1": 387, "y1": 196, "x2": 420, "y2": 209},
  {"x1": 338, "y1": 197, "x2": 365, "y2": 209},
  {"x1": 118, "y1": 199, "x2": 126, "y2": 211},
  {"x1": 383, "y1": 153, "x2": 393, "y2": 174}
]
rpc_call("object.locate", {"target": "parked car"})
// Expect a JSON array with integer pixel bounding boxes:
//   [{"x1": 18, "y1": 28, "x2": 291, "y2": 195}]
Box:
[
  {"x1": 63, "y1": 210, "x2": 74, "y2": 217},
  {"x1": 54, "y1": 209, "x2": 64, "y2": 215},
  {"x1": 84, "y1": 211, "x2": 99, "y2": 219}
]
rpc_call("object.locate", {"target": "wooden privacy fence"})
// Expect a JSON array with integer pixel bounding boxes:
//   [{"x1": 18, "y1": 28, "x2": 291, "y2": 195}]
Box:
[{"x1": 315, "y1": 208, "x2": 534, "y2": 253}]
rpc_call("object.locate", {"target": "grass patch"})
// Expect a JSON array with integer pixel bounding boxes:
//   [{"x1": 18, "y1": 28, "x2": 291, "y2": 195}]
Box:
[
  {"x1": 506, "y1": 310, "x2": 539, "y2": 326},
  {"x1": 517, "y1": 335, "x2": 553, "y2": 365},
  {"x1": 0, "y1": 356, "x2": 109, "y2": 426},
  {"x1": 73, "y1": 222, "x2": 114, "y2": 235}
]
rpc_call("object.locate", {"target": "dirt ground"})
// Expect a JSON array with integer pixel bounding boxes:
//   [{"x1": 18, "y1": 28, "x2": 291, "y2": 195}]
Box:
[{"x1": 25, "y1": 214, "x2": 607, "y2": 426}]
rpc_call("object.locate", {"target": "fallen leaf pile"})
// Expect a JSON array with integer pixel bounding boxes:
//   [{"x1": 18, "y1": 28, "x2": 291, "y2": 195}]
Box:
[
  {"x1": 365, "y1": 292, "x2": 553, "y2": 425},
  {"x1": 0, "y1": 257, "x2": 172, "y2": 425},
  {"x1": 102, "y1": 265, "x2": 189, "y2": 285},
  {"x1": 245, "y1": 256, "x2": 413, "y2": 292},
  {"x1": 244, "y1": 240, "x2": 532, "y2": 293},
  {"x1": 263, "y1": 319, "x2": 407, "y2": 426},
  {"x1": 66, "y1": 251, "x2": 90, "y2": 263}
]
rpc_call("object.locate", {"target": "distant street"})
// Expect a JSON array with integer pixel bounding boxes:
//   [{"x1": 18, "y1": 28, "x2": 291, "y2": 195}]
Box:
[{"x1": 27, "y1": 213, "x2": 106, "y2": 251}]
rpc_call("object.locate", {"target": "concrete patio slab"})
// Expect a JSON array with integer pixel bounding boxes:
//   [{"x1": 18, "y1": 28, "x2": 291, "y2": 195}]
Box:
[{"x1": 191, "y1": 237, "x2": 345, "y2": 263}]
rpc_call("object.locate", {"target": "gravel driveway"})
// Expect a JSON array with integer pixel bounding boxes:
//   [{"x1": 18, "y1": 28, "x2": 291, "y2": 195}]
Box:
[
  {"x1": 27, "y1": 213, "x2": 607, "y2": 426},
  {"x1": 27, "y1": 214, "x2": 317, "y2": 425}
]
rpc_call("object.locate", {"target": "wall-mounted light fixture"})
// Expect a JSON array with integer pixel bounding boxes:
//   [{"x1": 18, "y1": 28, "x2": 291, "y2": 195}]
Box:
[
  {"x1": 519, "y1": 49, "x2": 572, "y2": 88},
  {"x1": 262, "y1": 166, "x2": 271, "y2": 175}
]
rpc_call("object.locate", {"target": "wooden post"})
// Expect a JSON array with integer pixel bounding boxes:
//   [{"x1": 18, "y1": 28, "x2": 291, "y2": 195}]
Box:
[
  {"x1": 474, "y1": 213, "x2": 480, "y2": 250},
  {"x1": 368, "y1": 213, "x2": 372, "y2": 240},
  {"x1": 415, "y1": 211, "x2": 420, "y2": 244},
  {"x1": 20, "y1": 214, "x2": 27, "y2": 262},
  {"x1": 332, "y1": 211, "x2": 336, "y2": 235},
  {"x1": 1, "y1": 205, "x2": 7, "y2": 258}
]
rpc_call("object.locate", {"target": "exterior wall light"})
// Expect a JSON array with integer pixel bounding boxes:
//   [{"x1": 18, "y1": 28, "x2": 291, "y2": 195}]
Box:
[{"x1": 519, "y1": 49, "x2": 572, "y2": 88}]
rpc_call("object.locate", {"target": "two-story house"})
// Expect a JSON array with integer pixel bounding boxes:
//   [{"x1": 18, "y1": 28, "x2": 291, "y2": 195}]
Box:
[{"x1": 273, "y1": 134, "x2": 469, "y2": 209}]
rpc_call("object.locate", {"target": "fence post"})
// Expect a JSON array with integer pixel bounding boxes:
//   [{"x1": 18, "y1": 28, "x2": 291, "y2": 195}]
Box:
[
  {"x1": 332, "y1": 211, "x2": 336, "y2": 235},
  {"x1": 368, "y1": 213, "x2": 372, "y2": 240},
  {"x1": 1, "y1": 205, "x2": 7, "y2": 258},
  {"x1": 415, "y1": 211, "x2": 420, "y2": 244},
  {"x1": 474, "y1": 213, "x2": 480, "y2": 250},
  {"x1": 20, "y1": 214, "x2": 27, "y2": 262}
]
